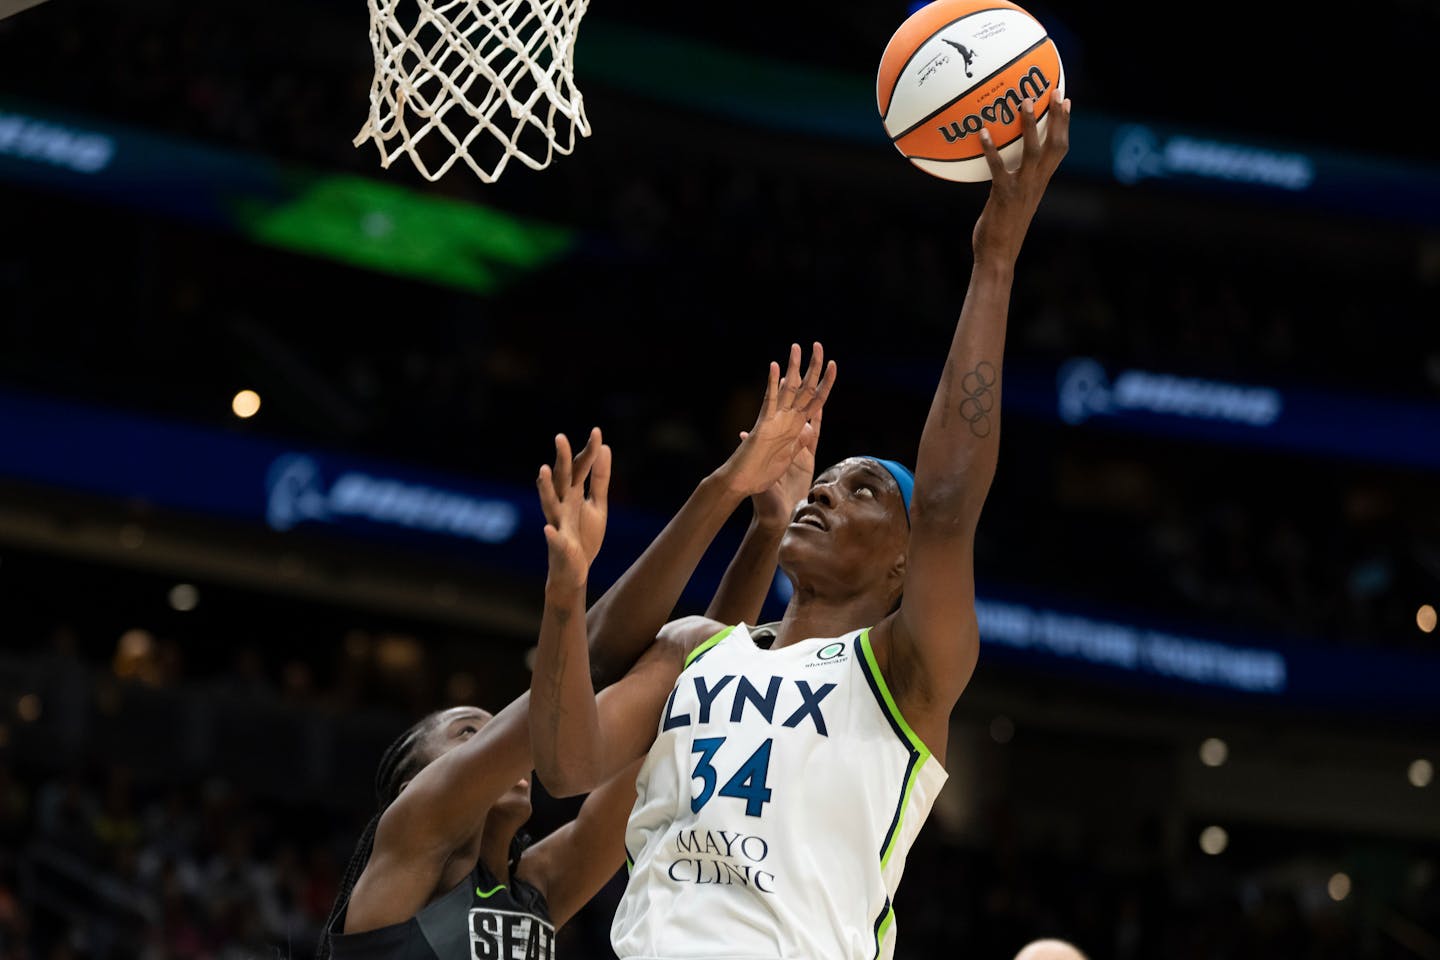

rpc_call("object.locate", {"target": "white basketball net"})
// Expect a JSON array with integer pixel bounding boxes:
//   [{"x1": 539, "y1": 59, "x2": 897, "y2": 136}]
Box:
[{"x1": 356, "y1": 0, "x2": 592, "y2": 182}]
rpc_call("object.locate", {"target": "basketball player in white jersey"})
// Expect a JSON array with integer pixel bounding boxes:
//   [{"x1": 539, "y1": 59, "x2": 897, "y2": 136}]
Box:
[{"x1": 531, "y1": 96, "x2": 1071, "y2": 960}]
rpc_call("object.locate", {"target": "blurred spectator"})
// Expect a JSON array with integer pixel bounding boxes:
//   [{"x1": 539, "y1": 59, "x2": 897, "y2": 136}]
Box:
[{"x1": 34, "y1": 775, "x2": 98, "y2": 859}]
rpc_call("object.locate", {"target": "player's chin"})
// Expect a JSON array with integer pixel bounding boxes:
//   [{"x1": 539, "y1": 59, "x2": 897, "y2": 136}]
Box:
[
  {"x1": 777, "y1": 531, "x2": 832, "y2": 590},
  {"x1": 780, "y1": 522, "x2": 827, "y2": 552}
]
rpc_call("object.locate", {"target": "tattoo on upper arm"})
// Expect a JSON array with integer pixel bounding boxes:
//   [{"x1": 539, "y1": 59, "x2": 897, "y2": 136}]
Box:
[{"x1": 957, "y1": 361, "x2": 997, "y2": 438}]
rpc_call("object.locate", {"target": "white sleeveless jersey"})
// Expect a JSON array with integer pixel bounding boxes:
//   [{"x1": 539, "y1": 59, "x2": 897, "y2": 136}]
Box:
[{"x1": 612, "y1": 624, "x2": 948, "y2": 960}]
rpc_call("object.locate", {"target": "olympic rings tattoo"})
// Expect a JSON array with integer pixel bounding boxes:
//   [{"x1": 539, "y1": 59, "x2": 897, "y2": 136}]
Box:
[{"x1": 958, "y1": 361, "x2": 997, "y2": 438}]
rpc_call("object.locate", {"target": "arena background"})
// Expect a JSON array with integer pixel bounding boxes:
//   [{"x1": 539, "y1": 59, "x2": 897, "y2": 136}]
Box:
[{"x1": 1, "y1": 1, "x2": 1438, "y2": 957}]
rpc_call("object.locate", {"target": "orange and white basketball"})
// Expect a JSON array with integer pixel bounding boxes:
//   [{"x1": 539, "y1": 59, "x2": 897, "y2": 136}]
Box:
[{"x1": 877, "y1": 0, "x2": 1066, "y2": 182}]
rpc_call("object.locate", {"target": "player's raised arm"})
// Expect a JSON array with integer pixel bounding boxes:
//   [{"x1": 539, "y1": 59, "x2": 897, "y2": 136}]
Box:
[
  {"x1": 887, "y1": 96, "x2": 1071, "y2": 734},
  {"x1": 530, "y1": 427, "x2": 621, "y2": 796},
  {"x1": 707, "y1": 391, "x2": 828, "y2": 626},
  {"x1": 582, "y1": 345, "x2": 832, "y2": 682},
  {"x1": 531, "y1": 347, "x2": 835, "y2": 796}
]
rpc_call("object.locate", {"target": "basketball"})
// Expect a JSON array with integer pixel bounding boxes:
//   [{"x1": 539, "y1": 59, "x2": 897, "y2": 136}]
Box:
[{"x1": 877, "y1": 0, "x2": 1066, "y2": 182}]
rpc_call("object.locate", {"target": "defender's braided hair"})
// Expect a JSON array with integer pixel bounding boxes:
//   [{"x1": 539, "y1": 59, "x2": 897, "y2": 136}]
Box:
[{"x1": 315, "y1": 712, "x2": 442, "y2": 959}]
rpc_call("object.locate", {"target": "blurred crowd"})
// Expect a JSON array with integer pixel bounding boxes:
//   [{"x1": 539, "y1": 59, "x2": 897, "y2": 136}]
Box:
[
  {"x1": 0, "y1": 612, "x2": 449, "y2": 960},
  {"x1": 0, "y1": 759, "x2": 340, "y2": 960},
  {"x1": 0, "y1": 577, "x2": 1435, "y2": 960},
  {"x1": 1, "y1": 715, "x2": 1435, "y2": 960},
  {"x1": 0, "y1": 0, "x2": 368, "y2": 177}
]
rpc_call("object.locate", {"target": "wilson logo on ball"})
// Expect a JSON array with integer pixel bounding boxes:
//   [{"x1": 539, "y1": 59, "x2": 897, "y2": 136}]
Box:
[{"x1": 937, "y1": 66, "x2": 1052, "y2": 143}]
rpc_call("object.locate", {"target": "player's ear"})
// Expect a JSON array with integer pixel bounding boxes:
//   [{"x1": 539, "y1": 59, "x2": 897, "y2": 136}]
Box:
[
  {"x1": 886, "y1": 552, "x2": 906, "y2": 616},
  {"x1": 889, "y1": 551, "x2": 907, "y2": 587}
]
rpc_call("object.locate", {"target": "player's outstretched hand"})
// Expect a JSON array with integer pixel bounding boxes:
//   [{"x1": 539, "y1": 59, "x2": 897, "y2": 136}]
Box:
[
  {"x1": 537, "y1": 427, "x2": 611, "y2": 591},
  {"x1": 723, "y1": 342, "x2": 836, "y2": 505},
  {"x1": 748, "y1": 399, "x2": 825, "y2": 533},
  {"x1": 972, "y1": 94, "x2": 1071, "y2": 266}
]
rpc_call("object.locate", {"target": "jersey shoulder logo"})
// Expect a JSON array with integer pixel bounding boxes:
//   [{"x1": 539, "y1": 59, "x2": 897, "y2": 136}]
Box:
[{"x1": 805, "y1": 641, "x2": 849, "y2": 667}]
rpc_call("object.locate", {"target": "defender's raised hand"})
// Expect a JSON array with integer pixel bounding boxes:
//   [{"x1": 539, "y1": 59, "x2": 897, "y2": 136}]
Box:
[
  {"x1": 723, "y1": 342, "x2": 836, "y2": 501},
  {"x1": 748, "y1": 402, "x2": 825, "y2": 533},
  {"x1": 537, "y1": 427, "x2": 611, "y2": 591},
  {"x1": 973, "y1": 94, "x2": 1071, "y2": 266}
]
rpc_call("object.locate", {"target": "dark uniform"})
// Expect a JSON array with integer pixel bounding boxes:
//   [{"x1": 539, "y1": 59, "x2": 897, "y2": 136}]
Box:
[{"x1": 330, "y1": 850, "x2": 554, "y2": 960}]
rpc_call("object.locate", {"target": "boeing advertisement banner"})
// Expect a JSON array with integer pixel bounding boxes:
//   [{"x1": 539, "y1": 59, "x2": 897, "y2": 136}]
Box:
[
  {"x1": 2, "y1": 388, "x2": 1439, "y2": 720},
  {"x1": 877, "y1": 358, "x2": 1440, "y2": 473},
  {"x1": 1100, "y1": 120, "x2": 1440, "y2": 226},
  {"x1": 0, "y1": 387, "x2": 551, "y2": 566},
  {"x1": 1038, "y1": 359, "x2": 1440, "y2": 472},
  {"x1": 0, "y1": 388, "x2": 739, "y2": 608},
  {"x1": 263, "y1": 452, "x2": 521, "y2": 546}
]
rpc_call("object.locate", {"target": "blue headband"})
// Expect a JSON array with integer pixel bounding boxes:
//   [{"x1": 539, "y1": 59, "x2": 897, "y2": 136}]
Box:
[{"x1": 864, "y1": 457, "x2": 914, "y2": 521}]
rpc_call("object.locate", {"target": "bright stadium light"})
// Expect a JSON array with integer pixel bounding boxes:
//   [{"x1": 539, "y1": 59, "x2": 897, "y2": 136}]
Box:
[
  {"x1": 118, "y1": 628, "x2": 154, "y2": 659},
  {"x1": 1328, "y1": 872, "x2": 1352, "y2": 901},
  {"x1": 1199, "y1": 825, "x2": 1228, "y2": 855},
  {"x1": 1410, "y1": 759, "x2": 1434, "y2": 788},
  {"x1": 1199, "y1": 737, "x2": 1229, "y2": 767},
  {"x1": 168, "y1": 584, "x2": 199, "y2": 612},
  {"x1": 16, "y1": 693, "x2": 41, "y2": 723},
  {"x1": 1418, "y1": 604, "x2": 1437, "y2": 634},
  {"x1": 114, "y1": 629, "x2": 156, "y2": 680},
  {"x1": 232, "y1": 389, "x2": 262, "y2": 419}
]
